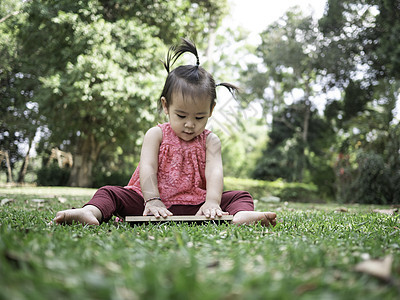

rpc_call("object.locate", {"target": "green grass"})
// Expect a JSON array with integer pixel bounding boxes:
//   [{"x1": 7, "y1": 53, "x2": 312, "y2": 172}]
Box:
[{"x1": 0, "y1": 186, "x2": 399, "y2": 299}]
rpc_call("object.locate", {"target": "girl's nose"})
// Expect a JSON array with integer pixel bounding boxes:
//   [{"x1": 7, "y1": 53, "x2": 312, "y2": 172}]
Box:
[{"x1": 185, "y1": 121, "x2": 195, "y2": 128}]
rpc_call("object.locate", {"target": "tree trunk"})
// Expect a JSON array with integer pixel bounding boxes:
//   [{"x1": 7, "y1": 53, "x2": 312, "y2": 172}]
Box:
[
  {"x1": 302, "y1": 100, "x2": 311, "y2": 143},
  {"x1": 4, "y1": 151, "x2": 13, "y2": 183},
  {"x1": 18, "y1": 139, "x2": 34, "y2": 183},
  {"x1": 298, "y1": 80, "x2": 312, "y2": 183},
  {"x1": 68, "y1": 134, "x2": 102, "y2": 187}
]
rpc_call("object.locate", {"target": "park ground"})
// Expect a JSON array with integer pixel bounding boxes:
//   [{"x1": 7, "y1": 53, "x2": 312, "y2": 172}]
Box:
[{"x1": 0, "y1": 186, "x2": 399, "y2": 299}]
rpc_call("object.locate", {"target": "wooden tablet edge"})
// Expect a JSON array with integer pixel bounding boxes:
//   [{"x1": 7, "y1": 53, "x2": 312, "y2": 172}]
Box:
[{"x1": 125, "y1": 215, "x2": 234, "y2": 222}]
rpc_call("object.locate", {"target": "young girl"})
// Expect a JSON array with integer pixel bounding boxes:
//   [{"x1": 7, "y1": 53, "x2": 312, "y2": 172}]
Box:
[{"x1": 53, "y1": 39, "x2": 277, "y2": 226}]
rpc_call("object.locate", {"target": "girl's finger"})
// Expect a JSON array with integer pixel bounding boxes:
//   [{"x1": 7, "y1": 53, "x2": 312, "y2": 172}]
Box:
[
  {"x1": 157, "y1": 208, "x2": 172, "y2": 218},
  {"x1": 160, "y1": 209, "x2": 167, "y2": 218},
  {"x1": 150, "y1": 207, "x2": 160, "y2": 218},
  {"x1": 210, "y1": 209, "x2": 216, "y2": 219}
]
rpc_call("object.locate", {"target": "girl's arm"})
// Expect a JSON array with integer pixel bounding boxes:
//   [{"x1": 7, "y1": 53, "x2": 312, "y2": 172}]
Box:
[
  {"x1": 195, "y1": 132, "x2": 227, "y2": 218},
  {"x1": 140, "y1": 126, "x2": 173, "y2": 218}
]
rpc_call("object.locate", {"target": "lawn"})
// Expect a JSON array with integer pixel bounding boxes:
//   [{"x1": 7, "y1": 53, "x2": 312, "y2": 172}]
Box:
[{"x1": 0, "y1": 186, "x2": 399, "y2": 299}]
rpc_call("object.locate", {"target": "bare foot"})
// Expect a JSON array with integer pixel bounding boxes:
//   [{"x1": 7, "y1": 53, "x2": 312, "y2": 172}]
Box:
[
  {"x1": 232, "y1": 211, "x2": 277, "y2": 226},
  {"x1": 52, "y1": 206, "x2": 101, "y2": 225}
]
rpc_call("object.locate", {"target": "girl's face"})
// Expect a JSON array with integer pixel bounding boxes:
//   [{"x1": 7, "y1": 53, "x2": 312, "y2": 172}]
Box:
[{"x1": 161, "y1": 92, "x2": 215, "y2": 141}]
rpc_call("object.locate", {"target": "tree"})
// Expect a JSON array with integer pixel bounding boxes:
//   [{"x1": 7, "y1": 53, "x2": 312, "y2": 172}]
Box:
[
  {"x1": 0, "y1": 0, "x2": 40, "y2": 183},
  {"x1": 253, "y1": 101, "x2": 334, "y2": 185},
  {"x1": 319, "y1": 0, "x2": 400, "y2": 84},
  {"x1": 319, "y1": 0, "x2": 400, "y2": 203},
  {"x1": 243, "y1": 8, "x2": 335, "y2": 189},
  {"x1": 319, "y1": 0, "x2": 399, "y2": 126},
  {"x1": 14, "y1": 0, "x2": 228, "y2": 187}
]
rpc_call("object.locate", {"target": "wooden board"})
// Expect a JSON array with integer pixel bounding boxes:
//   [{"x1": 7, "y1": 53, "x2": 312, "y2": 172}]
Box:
[{"x1": 125, "y1": 215, "x2": 234, "y2": 223}]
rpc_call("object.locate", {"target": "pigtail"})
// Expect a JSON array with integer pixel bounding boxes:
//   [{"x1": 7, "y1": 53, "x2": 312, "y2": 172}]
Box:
[
  {"x1": 162, "y1": 38, "x2": 200, "y2": 73},
  {"x1": 160, "y1": 38, "x2": 237, "y2": 112},
  {"x1": 162, "y1": 46, "x2": 176, "y2": 73},
  {"x1": 216, "y1": 82, "x2": 240, "y2": 99},
  {"x1": 173, "y1": 38, "x2": 200, "y2": 66}
]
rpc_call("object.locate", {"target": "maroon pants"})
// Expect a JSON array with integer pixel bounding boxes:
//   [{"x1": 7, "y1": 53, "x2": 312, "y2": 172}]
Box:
[{"x1": 84, "y1": 186, "x2": 254, "y2": 223}]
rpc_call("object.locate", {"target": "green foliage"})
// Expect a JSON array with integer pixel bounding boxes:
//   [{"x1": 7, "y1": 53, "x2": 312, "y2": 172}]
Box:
[
  {"x1": 214, "y1": 117, "x2": 268, "y2": 179},
  {"x1": 318, "y1": 0, "x2": 400, "y2": 128},
  {"x1": 277, "y1": 186, "x2": 321, "y2": 203},
  {"x1": 224, "y1": 177, "x2": 320, "y2": 202},
  {"x1": 320, "y1": 0, "x2": 400, "y2": 83},
  {"x1": 250, "y1": 0, "x2": 400, "y2": 204},
  {"x1": 92, "y1": 170, "x2": 130, "y2": 188},
  {"x1": 0, "y1": 0, "x2": 40, "y2": 178},
  {"x1": 2, "y1": 0, "x2": 229, "y2": 187},
  {"x1": 253, "y1": 101, "x2": 335, "y2": 194},
  {"x1": 36, "y1": 163, "x2": 71, "y2": 186},
  {"x1": 239, "y1": 1, "x2": 400, "y2": 205},
  {"x1": 243, "y1": 8, "x2": 336, "y2": 193},
  {"x1": 307, "y1": 154, "x2": 336, "y2": 199},
  {"x1": 333, "y1": 123, "x2": 400, "y2": 204},
  {"x1": 0, "y1": 187, "x2": 399, "y2": 299},
  {"x1": 224, "y1": 177, "x2": 278, "y2": 200},
  {"x1": 22, "y1": 2, "x2": 167, "y2": 186},
  {"x1": 351, "y1": 152, "x2": 392, "y2": 205},
  {"x1": 331, "y1": 106, "x2": 400, "y2": 204},
  {"x1": 97, "y1": 0, "x2": 229, "y2": 45}
]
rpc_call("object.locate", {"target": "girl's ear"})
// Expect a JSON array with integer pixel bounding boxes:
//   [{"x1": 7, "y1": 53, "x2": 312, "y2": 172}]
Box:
[
  {"x1": 209, "y1": 102, "x2": 216, "y2": 117},
  {"x1": 161, "y1": 97, "x2": 169, "y2": 115}
]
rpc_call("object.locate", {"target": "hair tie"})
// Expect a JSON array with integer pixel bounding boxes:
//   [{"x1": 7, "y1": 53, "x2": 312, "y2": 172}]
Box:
[{"x1": 196, "y1": 57, "x2": 200, "y2": 66}]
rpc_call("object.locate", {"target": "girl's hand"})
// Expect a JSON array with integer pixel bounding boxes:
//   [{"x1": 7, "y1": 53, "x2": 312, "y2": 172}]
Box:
[
  {"x1": 143, "y1": 200, "x2": 173, "y2": 218},
  {"x1": 195, "y1": 202, "x2": 228, "y2": 219}
]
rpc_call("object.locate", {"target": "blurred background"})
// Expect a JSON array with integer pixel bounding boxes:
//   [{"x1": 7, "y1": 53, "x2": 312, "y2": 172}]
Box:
[{"x1": 1, "y1": 0, "x2": 399, "y2": 205}]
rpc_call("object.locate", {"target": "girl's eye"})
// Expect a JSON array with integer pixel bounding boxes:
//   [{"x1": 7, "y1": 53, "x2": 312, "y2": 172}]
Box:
[
  {"x1": 177, "y1": 114, "x2": 185, "y2": 119},
  {"x1": 196, "y1": 117, "x2": 205, "y2": 120}
]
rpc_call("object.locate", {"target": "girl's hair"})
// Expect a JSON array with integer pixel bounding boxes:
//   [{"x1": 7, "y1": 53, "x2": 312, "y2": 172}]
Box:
[{"x1": 159, "y1": 38, "x2": 238, "y2": 112}]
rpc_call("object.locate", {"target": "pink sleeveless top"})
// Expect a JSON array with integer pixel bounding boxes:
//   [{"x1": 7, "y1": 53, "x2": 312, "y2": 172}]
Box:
[{"x1": 125, "y1": 122, "x2": 211, "y2": 208}]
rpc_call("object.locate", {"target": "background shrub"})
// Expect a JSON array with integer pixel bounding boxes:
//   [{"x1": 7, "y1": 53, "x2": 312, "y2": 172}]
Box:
[
  {"x1": 36, "y1": 164, "x2": 70, "y2": 186},
  {"x1": 92, "y1": 171, "x2": 131, "y2": 188},
  {"x1": 277, "y1": 186, "x2": 322, "y2": 203},
  {"x1": 224, "y1": 177, "x2": 322, "y2": 203},
  {"x1": 350, "y1": 152, "x2": 392, "y2": 204}
]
